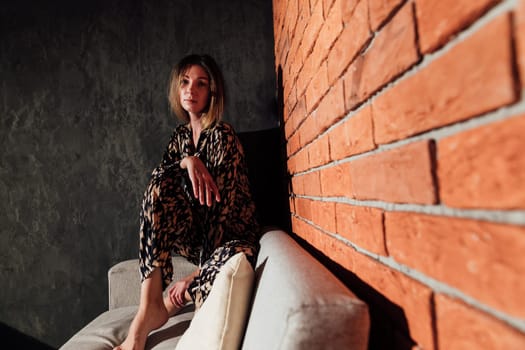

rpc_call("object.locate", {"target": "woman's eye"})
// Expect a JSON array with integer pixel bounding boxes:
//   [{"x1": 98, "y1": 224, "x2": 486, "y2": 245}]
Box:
[{"x1": 181, "y1": 79, "x2": 189, "y2": 85}]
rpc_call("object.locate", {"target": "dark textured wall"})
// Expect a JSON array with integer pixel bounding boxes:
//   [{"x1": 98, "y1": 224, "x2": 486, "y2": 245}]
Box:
[{"x1": 0, "y1": 0, "x2": 276, "y2": 347}]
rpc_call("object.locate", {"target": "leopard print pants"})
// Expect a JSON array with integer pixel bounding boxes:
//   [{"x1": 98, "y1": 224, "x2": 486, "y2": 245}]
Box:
[{"x1": 138, "y1": 165, "x2": 258, "y2": 308}]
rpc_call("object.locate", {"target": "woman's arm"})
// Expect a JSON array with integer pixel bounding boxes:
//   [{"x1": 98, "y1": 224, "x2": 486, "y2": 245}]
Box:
[
  {"x1": 159, "y1": 131, "x2": 183, "y2": 171},
  {"x1": 180, "y1": 156, "x2": 221, "y2": 206}
]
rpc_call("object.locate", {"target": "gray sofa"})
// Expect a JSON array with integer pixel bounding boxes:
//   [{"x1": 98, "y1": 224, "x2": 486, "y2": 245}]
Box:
[{"x1": 60, "y1": 230, "x2": 370, "y2": 349}]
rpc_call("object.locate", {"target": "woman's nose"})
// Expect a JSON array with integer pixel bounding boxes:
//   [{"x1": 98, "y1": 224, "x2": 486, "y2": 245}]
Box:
[{"x1": 188, "y1": 81, "x2": 197, "y2": 93}]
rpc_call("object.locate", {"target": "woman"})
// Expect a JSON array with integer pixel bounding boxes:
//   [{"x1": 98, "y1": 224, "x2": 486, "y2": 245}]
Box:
[{"x1": 115, "y1": 54, "x2": 260, "y2": 350}]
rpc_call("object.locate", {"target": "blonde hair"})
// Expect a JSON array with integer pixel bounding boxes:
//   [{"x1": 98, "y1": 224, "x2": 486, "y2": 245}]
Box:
[{"x1": 168, "y1": 54, "x2": 225, "y2": 129}]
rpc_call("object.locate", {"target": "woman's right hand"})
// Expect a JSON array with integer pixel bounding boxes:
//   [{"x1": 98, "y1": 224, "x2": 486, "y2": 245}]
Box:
[
  {"x1": 180, "y1": 156, "x2": 221, "y2": 206},
  {"x1": 167, "y1": 278, "x2": 192, "y2": 307}
]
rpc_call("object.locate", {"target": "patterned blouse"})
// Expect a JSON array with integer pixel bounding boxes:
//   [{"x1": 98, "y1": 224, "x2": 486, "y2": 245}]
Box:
[{"x1": 153, "y1": 121, "x2": 260, "y2": 262}]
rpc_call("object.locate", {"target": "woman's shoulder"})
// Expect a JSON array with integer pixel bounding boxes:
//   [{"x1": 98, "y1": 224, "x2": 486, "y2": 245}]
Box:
[
  {"x1": 174, "y1": 123, "x2": 191, "y2": 134},
  {"x1": 209, "y1": 121, "x2": 237, "y2": 138},
  {"x1": 169, "y1": 123, "x2": 190, "y2": 140},
  {"x1": 215, "y1": 121, "x2": 236, "y2": 133}
]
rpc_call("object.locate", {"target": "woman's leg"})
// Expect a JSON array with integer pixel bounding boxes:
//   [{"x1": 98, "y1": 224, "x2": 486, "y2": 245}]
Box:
[
  {"x1": 116, "y1": 169, "x2": 200, "y2": 350},
  {"x1": 114, "y1": 269, "x2": 168, "y2": 350},
  {"x1": 188, "y1": 240, "x2": 258, "y2": 309}
]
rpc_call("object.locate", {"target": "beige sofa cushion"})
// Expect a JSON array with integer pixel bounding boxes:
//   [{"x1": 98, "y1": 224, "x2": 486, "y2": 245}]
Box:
[
  {"x1": 60, "y1": 230, "x2": 370, "y2": 350},
  {"x1": 59, "y1": 305, "x2": 194, "y2": 350},
  {"x1": 175, "y1": 252, "x2": 254, "y2": 350},
  {"x1": 108, "y1": 256, "x2": 197, "y2": 310},
  {"x1": 241, "y1": 230, "x2": 370, "y2": 350}
]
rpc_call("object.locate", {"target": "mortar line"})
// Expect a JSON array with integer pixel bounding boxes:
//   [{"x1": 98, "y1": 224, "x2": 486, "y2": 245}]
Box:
[
  {"x1": 291, "y1": 99, "x2": 525, "y2": 177},
  {"x1": 294, "y1": 194, "x2": 525, "y2": 226}
]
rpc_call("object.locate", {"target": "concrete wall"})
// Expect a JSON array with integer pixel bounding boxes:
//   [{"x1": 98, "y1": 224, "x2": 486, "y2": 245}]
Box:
[{"x1": 0, "y1": 0, "x2": 276, "y2": 347}]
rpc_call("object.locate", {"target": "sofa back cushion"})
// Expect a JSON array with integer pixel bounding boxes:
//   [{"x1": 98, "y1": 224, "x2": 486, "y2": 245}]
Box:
[{"x1": 241, "y1": 230, "x2": 370, "y2": 350}]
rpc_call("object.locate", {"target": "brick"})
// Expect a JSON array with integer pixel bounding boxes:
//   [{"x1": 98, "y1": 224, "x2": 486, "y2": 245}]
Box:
[
  {"x1": 435, "y1": 294, "x2": 525, "y2": 349},
  {"x1": 335, "y1": 203, "x2": 386, "y2": 256},
  {"x1": 416, "y1": 0, "x2": 500, "y2": 53},
  {"x1": 291, "y1": 213, "x2": 304, "y2": 230},
  {"x1": 287, "y1": 0, "x2": 300, "y2": 38},
  {"x1": 298, "y1": 113, "x2": 318, "y2": 147},
  {"x1": 284, "y1": 78, "x2": 298, "y2": 115},
  {"x1": 368, "y1": 0, "x2": 404, "y2": 31},
  {"x1": 516, "y1": 0, "x2": 525, "y2": 88},
  {"x1": 342, "y1": 55, "x2": 365, "y2": 111},
  {"x1": 350, "y1": 140, "x2": 437, "y2": 204},
  {"x1": 328, "y1": 0, "x2": 370, "y2": 84},
  {"x1": 286, "y1": 131, "x2": 301, "y2": 156},
  {"x1": 282, "y1": 67, "x2": 294, "y2": 104},
  {"x1": 299, "y1": 224, "x2": 355, "y2": 271},
  {"x1": 292, "y1": 217, "x2": 323, "y2": 249},
  {"x1": 288, "y1": 96, "x2": 307, "y2": 136},
  {"x1": 277, "y1": 30, "x2": 290, "y2": 68},
  {"x1": 311, "y1": 200, "x2": 336, "y2": 232},
  {"x1": 373, "y1": 14, "x2": 517, "y2": 144},
  {"x1": 305, "y1": 58, "x2": 329, "y2": 113},
  {"x1": 296, "y1": 54, "x2": 313, "y2": 97},
  {"x1": 328, "y1": 104, "x2": 375, "y2": 160},
  {"x1": 319, "y1": 162, "x2": 352, "y2": 197},
  {"x1": 323, "y1": 0, "x2": 336, "y2": 16},
  {"x1": 290, "y1": 146, "x2": 308, "y2": 173},
  {"x1": 317, "y1": 1, "x2": 343, "y2": 56},
  {"x1": 386, "y1": 212, "x2": 525, "y2": 318},
  {"x1": 284, "y1": 116, "x2": 295, "y2": 139},
  {"x1": 291, "y1": 174, "x2": 304, "y2": 196},
  {"x1": 308, "y1": 133, "x2": 331, "y2": 168},
  {"x1": 352, "y1": 253, "x2": 435, "y2": 350},
  {"x1": 302, "y1": 170, "x2": 322, "y2": 196},
  {"x1": 288, "y1": 36, "x2": 303, "y2": 82},
  {"x1": 316, "y1": 79, "x2": 346, "y2": 132},
  {"x1": 438, "y1": 115, "x2": 525, "y2": 209},
  {"x1": 302, "y1": 0, "x2": 324, "y2": 56},
  {"x1": 287, "y1": 154, "x2": 297, "y2": 174},
  {"x1": 294, "y1": 197, "x2": 312, "y2": 219},
  {"x1": 344, "y1": 2, "x2": 419, "y2": 109},
  {"x1": 323, "y1": 235, "x2": 354, "y2": 271},
  {"x1": 296, "y1": 2, "x2": 310, "y2": 40},
  {"x1": 341, "y1": 0, "x2": 360, "y2": 23},
  {"x1": 310, "y1": 0, "x2": 320, "y2": 14},
  {"x1": 283, "y1": 96, "x2": 291, "y2": 123},
  {"x1": 298, "y1": 220, "x2": 326, "y2": 250},
  {"x1": 294, "y1": 96, "x2": 308, "y2": 128}
]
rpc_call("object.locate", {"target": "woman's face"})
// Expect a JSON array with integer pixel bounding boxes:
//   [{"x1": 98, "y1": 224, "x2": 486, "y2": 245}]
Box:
[{"x1": 179, "y1": 64, "x2": 211, "y2": 117}]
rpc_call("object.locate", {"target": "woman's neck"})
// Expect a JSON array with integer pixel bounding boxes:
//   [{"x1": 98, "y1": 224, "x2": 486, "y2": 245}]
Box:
[{"x1": 189, "y1": 114, "x2": 203, "y2": 147}]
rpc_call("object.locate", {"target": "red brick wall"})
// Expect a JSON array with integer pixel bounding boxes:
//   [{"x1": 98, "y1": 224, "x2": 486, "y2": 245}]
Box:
[{"x1": 273, "y1": 0, "x2": 525, "y2": 348}]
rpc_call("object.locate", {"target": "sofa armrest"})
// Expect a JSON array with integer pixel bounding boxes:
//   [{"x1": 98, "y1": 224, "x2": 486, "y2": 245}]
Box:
[
  {"x1": 108, "y1": 259, "x2": 141, "y2": 310},
  {"x1": 108, "y1": 256, "x2": 198, "y2": 310}
]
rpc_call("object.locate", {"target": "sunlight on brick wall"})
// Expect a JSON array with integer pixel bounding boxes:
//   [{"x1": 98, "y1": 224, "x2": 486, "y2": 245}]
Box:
[{"x1": 273, "y1": 0, "x2": 525, "y2": 348}]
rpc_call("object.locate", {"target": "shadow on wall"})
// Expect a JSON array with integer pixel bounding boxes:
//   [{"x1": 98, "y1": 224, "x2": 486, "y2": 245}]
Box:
[
  {"x1": 274, "y1": 63, "x2": 415, "y2": 349},
  {"x1": 292, "y1": 234, "x2": 417, "y2": 350},
  {"x1": 238, "y1": 127, "x2": 291, "y2": 233},
  {"x1": 236, "y1": 63, "x2": 291, "y2": 234},
  {"x1": 0, "y1": 322, "x2": 56, "y2": 350}
]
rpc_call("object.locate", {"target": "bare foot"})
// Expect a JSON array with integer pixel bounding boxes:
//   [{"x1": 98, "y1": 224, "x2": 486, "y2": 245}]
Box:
[{"x1": 113, "y1": 301, "x2": 168, "y2": 350}]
